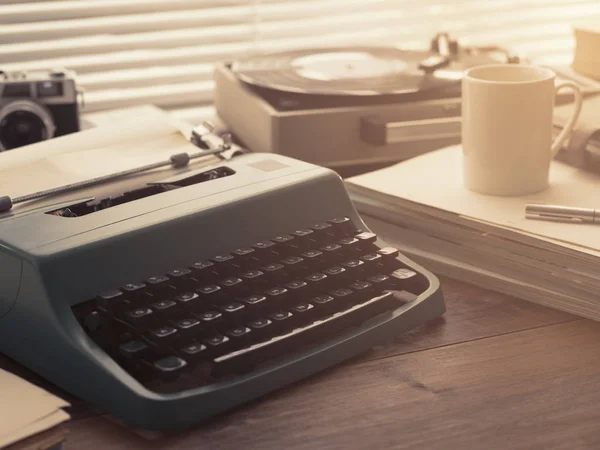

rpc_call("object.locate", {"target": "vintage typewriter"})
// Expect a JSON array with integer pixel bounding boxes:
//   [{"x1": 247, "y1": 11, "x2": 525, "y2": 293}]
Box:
[{"x1": 0, "y1": 131, "x2": 445, "y2": 431}]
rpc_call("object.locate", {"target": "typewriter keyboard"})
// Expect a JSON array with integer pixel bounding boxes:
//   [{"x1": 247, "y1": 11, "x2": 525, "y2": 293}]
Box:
[{"x1": 72, "y1": 217, "x2": 428, "y2": 392}]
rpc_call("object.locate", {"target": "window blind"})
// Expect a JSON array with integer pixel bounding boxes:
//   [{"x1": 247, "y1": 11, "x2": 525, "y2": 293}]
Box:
[{"x1": 2, "y1": 0, "x2": 599, "y2": 124}]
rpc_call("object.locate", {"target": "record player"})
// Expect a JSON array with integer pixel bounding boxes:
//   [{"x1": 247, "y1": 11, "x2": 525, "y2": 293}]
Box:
[{"x1": 214, "y1": 34, "x2": 598, "y2": 171}]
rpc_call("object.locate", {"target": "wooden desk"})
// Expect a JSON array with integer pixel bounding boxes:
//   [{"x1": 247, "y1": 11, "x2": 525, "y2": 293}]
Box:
[{"x1": 3, "y1": 277, "x2": 600, "y2": 450}]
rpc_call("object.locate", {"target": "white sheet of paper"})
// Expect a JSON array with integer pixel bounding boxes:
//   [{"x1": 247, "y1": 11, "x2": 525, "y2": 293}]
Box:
[
  {"x1": 347, "y1": 145, "x2": 600, "y2": 253},
  {"x1": 0, "y1": 105, "x2": 208, "y2": 213},
  {"x1": 0, "y1": 368, "x2": 69, "y2": 449}
]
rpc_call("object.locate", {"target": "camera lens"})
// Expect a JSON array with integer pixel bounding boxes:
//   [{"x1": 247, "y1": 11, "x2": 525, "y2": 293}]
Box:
[{"x1": 0, "y1": 100, "x2": 55, "y2": 151}]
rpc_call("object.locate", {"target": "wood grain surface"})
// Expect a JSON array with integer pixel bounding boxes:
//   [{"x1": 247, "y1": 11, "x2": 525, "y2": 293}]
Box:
[{"x1": 3, "y1": 278, "x2": 597, "y2": 450}]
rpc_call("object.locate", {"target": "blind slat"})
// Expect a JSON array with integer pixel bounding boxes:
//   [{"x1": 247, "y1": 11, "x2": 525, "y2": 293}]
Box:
[
  {"x1": 1, "y1": 0, "x2": 244, "y2": 24},
  {"x1": 1, "y1": 0, "x2": 595, "y2": 116}
]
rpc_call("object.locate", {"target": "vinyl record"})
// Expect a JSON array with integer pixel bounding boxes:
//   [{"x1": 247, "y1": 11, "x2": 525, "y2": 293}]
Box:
[{"x1": 231, "y1": 47, "x2": 467, "y2": 97}]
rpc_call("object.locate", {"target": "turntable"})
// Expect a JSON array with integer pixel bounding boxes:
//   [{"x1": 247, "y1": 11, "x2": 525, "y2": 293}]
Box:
[{"x1": 214, "y1": 34, "x2": 598, "y2": 171}]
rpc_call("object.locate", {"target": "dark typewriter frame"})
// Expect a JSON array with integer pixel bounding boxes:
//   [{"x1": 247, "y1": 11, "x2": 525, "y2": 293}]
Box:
[{"x1": 0, "y1": 154, "x2": 444, "y2": 431}]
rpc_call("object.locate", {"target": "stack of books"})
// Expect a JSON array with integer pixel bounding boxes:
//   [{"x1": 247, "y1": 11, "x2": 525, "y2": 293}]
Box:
[
  {"x1": 346, "y1": 145, "x2": 600, "y2": 321},
  {"x1": 573, "y1": 21, "x2": 600, "y2": 80}
]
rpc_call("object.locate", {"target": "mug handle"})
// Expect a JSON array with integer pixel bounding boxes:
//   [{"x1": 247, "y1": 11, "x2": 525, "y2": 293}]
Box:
[{"x1": 551, "y1": 81, "x2": 583, "y2": 157}]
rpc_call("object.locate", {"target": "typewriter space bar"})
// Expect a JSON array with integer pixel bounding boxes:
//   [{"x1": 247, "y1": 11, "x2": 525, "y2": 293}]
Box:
[{"x1": 212, "y1": 291, "x2": 402, "y2": 376}]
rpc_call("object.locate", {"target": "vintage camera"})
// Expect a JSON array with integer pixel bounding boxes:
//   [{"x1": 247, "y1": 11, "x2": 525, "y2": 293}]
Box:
[{"x1": 0, "y1": 69, "x2": 81, "y2": 151}]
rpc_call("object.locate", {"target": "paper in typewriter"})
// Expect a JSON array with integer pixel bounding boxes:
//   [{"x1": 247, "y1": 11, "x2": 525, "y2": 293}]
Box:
[
  {"x1": 0, "y1": 105, "x2": 220, "y2": 214},
  {"x1": 346, "y1": 145, "x2": 600, "y2": 255}
]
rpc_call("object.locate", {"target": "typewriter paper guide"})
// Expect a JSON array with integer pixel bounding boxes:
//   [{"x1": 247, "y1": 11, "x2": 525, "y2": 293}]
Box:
[
  {"x1": 0, "y1": 105, "x2": 216, "y2": 214},
  {"x1": 346, "y1": 145, "x2": 600, "y2": 254}
]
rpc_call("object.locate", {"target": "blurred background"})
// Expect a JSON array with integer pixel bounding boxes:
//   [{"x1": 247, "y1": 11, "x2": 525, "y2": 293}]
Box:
[{"x1": 2, "y1": 0, "x2": 598, "y2": 123}]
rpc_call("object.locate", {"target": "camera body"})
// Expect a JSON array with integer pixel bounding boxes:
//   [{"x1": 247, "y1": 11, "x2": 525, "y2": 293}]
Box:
[{"x1": 0, "y1": 69, "x2": 81, "y2": 151}]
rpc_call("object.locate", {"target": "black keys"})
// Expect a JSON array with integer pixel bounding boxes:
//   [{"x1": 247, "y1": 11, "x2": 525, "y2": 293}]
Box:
[
  {"x1": 266, "y1": 286, "x2": 290, "y2": 306},
  {"x1": 392, "y1": 268, "x2": 416, "y2": 279},
  {"x1": 348, "y1": 281, "x2": 375, "y2": 302},
  {"x1": 148, "y1": 325, "x2": 178, "y2": 345},
  {"x1": 355, "y1": 232, "x2": 377, "y2": 245},
  {"x1": 376, "y1": 247, "x2": 402, "y2": 270},
  {"x1": 362, "y1": 253, "x2": 382, "y2": 263},
  {"x1": 388, "y1": 268, "x2": 425, "y2": 294},
  {"x1": 231, "y1": 247, "x2": 257, "y2": 270},
  {"x1": 211, "y1": 253, "x2": 234, "y2": 264},
  {"x1": 76, "y1": 216, "x2": 424, "y2": 387},
  {"x1": 328, "y1": 217, "x2": 355, "y2": 237},
  {"x1": 254, "y1": 240, "x2": 276, "y2": 251},
  {"x1": 281, "y1": 255, "x2": 305, "y2": 268},
  {"x1": 301, "y1": 249, "x2": 324, "y2": 265},
  {"x1": 323, "y1": 266, "x2": 347, "y2": 283},
  {"x1": 210, "y1": 253, "x2": 237, "y2": 276},
  {"x1": 243, "y1": 294, "x2": 267, "y2": 308},
  {"x1": 360, "y1": 253, "x2": 383, "y2": 276},
  {"x1": 377, "y1": 246, "x2": 399, "y2": 258},
  {"x1": 310, "y1": 222, "x2": 334, "y2": 243},
  {"x1": 330, "y1": 288, "x2": 356, "y2": 309},
  {"x1": 319, "y1": 243, "x2": 343, "y2": 264},
  {"x1": 241, "y1": 269, "x2": 265, "y2": 283},
  {"x1": 152, "y1": 355, "x2": 187, "y2": 379},
  {"x1": 203, "y1": 334, "x2": 231, "y2": 356},
  {"x1": 281, "y1": 256, "x2": 306, "y2": 278},
  {"x1": 167, "y1": 268, "x2": 191, "y2": 279},
  {"x1": 341, "y1": 259, "x2": 365, "y2": 278},
  {"x1": 269, "y1": 311, "x2": 295, "y2": 332},
  {"x1": 285, "y1": 279, "x2": 307, "y2": 291},
  {"x1": 291, "y1": 303, "x2": 314, "y2": 314},
  {"x1": 321, "y1": 243, "x2": 342, "y2": 253},
  {"x1": 285, "y1": 280, "x2": 312, "y2": 303},
  {"x1": 197, "y1": 310, "x2": 222, "y2": 325},
  {"x1": 226, "y1": 326, "x2": 252, "y2": 346},
  {"x1": 119, "y1": 340, "x2": 148, "y2": 359},
  {"x1": 191, "y1": 260, "x2": 217, "y2": 283},
  {"x1": 248, "y1": 317, "x2": 273, "y2": 340},
  {"x1": 338, "y1": 237, "x2": 361, "y2": 253},
  {"x1": 262, "y1": 262, "x2": 286, "y2": 284},
  {"x1": 83, "y1": 310, "x2": 103, "y2": 332},
  {"x1": 152, "y1": 299, "x2": 177, "y2": 315},
  {"x1": 252, "y1": 240, "x2": 278, "y2": 262},
  {"x1": 219, "y1": 302, "x2": 247, "y2": 325},
  {"x1": 96, "y1": 289, "x2": 126, "y2": 312},
  {"x1": 271, "y1": 235, "x2": 297, "y2": 256},
  {"x1": 312, "y1": 294, "x2": 334, "y2": 306},
  {"x1": 368, "y1": 274, "x2": 390, "y2": 284},
  {"x1": 304, "y1": 272, "x2": 329, "y2": 294},
  {"x1": 290, "y1": 302, "x2": 316, "y2": 324},
  {"x1": 166, "y1": 268, "x2": 193, "y2": 290},
  {"x1": 349, "y1": 280, "x2": 372, "y2": 292},
  {"x1": 121, "y1": 282, "x2": 147, "y2": 303},
  {"x1": 174, "y1": 292, "x2": 203, "y2": 311},
  {"x1": 146, "y1": 275, "x2": 170, "y2": 292},
  {"x1": 290, "y1": 229, "x2": 315, "y2": 250},
  {"x1": 123, "y1": 307, "x2": 153, "y2": 327},
  {"x1": 179, "y1": 342, "x2": 208, "y2": 361},
  {"x1": 219, "y1": 276, "x2": 245, "y2": 295},
  {"x1": 272, "y1": 234, "x2": 295, "y2": 245},
  {"x1": 197, "y1": 284, "x2": 224, "y2": 304},
  {"x1": 174, "y1": 317, "x2": 203, "y2": 336}
]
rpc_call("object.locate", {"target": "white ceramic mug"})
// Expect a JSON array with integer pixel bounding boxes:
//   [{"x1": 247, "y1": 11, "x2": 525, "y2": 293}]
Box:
[{"x1": 462, "y1": 64, "x2": 583, "y2": 196}]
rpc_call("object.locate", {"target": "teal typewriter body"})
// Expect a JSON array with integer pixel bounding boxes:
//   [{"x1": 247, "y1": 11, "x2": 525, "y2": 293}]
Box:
[{"x1": 0, "y1": 153, "x2": 444, "y2": 431}]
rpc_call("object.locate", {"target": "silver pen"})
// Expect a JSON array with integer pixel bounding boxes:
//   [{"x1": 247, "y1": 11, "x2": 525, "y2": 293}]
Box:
[{"x1": 525, "y1": 203, "x2": 599, "y2": 223}]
